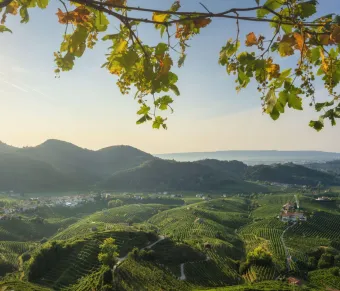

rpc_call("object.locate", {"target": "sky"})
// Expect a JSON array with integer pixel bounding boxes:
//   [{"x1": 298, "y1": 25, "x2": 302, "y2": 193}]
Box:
[{"x1": 1, "y1": 0, "x2": 340, "y2": 154}]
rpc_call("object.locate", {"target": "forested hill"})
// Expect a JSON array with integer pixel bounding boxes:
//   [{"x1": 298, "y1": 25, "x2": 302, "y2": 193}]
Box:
[
  {"x1": 245, "y1": 163, "x2": 340, "y2": 186},
  {"x1": 101, "y1": 159, "x2": 266, "y2": 193},
  {"x1": 0, "y1": 140, "x2": 154, "y2": 192},
  {"x1": 0, "y1": 139, "x2": 339, "y2": 192},
  {"x1": 306, "y1": 160, "x2": 340, "y2": 175}
]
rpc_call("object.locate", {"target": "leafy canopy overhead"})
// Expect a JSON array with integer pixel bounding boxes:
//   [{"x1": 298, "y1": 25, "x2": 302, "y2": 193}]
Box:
[{"x1": 1, "y1": 0, "x2": 340, "y2": 130}]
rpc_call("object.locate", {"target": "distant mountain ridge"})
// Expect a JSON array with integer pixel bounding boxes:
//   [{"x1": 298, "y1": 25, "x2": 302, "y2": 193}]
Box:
[
  {"x1": 0, "y1": 139, "x2": 339, "y2": 192},
  {"x1": 155, "y1": 150, "x2": 340, "y2": 165},
  {"x1": 0, "y1": 139, "x2": 154, "y2": 192}
]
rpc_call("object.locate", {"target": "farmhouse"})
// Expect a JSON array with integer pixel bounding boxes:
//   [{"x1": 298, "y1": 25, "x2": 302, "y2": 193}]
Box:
[{"x1": 281, "y1": 212, "x2": 306, "y2": 222}]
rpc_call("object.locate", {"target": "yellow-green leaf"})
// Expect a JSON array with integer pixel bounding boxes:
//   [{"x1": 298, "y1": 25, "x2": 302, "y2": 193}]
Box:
[
  {"x1": 152, "y1": 13, "x2": 169, "y2": 23},
  {"x1": 0, "y1": 25, "x2": 12, "y2": 33}
]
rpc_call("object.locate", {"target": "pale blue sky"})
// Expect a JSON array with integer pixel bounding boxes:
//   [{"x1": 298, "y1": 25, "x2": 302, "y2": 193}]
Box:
[{"x1": 1, "y1": 0, "x2": 340, "y2": 153}]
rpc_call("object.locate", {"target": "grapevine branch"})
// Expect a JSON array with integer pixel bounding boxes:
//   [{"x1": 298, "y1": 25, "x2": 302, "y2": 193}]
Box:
[{"x1": 0, "y1": 0, "x2": 330, "y2": 28}]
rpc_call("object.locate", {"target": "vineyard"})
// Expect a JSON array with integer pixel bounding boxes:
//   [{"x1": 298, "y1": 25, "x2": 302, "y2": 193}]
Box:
[
  {"x1": 34, "y1": 240, "x2": 100, "y2": 290},
  {"x1": 115, "y1": 258, "x2": 191, "y2": 291},
  {"x1": 308, "y1": 268, "x2": 340, "y2": 290},
  {"x1": 285, "y1": 211, "x2": 340, "y2": 256},
  {"x1": 0, "y1": 280, "x2": 52, "y2": 291},
  {"x1": 88, "y1": 204, "x2": 171, "y2": 224},
  {"x1": 240, "y1": 218, "x2": 286, "y2": 272},
  {"x1": 52, "y1": 204, "x2": 169, "y2": 240},
  {"x1": 0, "y1": 218, "x2": 77, "y2": 241},
  {"x1": 2, "y1": 192, "x2": 340, "y2": 291},
  {"x1": 147, "y1": 198, "x2": 248, "y2": 287},
  {"x1": 150, "y1": 238, "x2": 205, "y2": 276},
  {"x1": 198, "y1": 281, "x2": 309, "y2": 291},
  {"x1": 251, "y1": 194, "x2": 295, "y2": 219},
  {"x1": 242, "y1": 265, "x2": 277, "y2": 283},
  {"x1": 0, "y1": 241, "x2": 37, "y2": 272},
  {"x1": 26, "y1": 229, "x2": 157, "y2": 290}
]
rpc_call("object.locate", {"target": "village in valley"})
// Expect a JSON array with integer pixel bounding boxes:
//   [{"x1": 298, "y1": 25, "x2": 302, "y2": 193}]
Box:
[{"x1": 0, "y1": 191, "x2": 187, "y2": 220}]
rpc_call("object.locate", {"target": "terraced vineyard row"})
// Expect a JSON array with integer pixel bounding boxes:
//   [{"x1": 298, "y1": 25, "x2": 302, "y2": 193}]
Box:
[
  {"x1": 88, "y1": 204, "x2": 170, "y2": 224},
  {"x1": 205, "y1": 248, "x2": 241, "y2": 283},
  {"x1": 0, "y1": 241, "x2": 37, "y2": 267},
  {"x1": 287, "y1": 212, "x2": 340, "y2": 241},
  {"x1": 115, "y1": 259, "x2": 191, "y2": 291},
  {"x1": 243, "y1": 265, "x2": 277, "y2": 283},
  {"x1": 0, "y1": 218, "x2": 78, "y2": 242},
  {"x1": 240, "y1": 219, "x2": 286, "y2": 271},
  {"x1": 53, "y1": 204, "x2": 170, "y2": 241},
  {"x1": 185, "y1": 259, "x2": 234, "y2": 287},
  {"x1": 36, "y1": 240, "x2": 100, "y2": 290},
  {"x1": 308, "y1": 268, "x2": 340, "y2": 290}
]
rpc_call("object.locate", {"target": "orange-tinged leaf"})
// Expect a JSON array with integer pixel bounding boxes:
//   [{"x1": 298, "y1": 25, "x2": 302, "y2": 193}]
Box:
[
  {"x1": 278, "y1": 34, "x2": 295, "y2": 56},
  {"x1": 331, "y1": 25, "x2": 340, "y2": 43},
  {"x1": 193, "y1": 18, "x2": 211, "y2": 28},
  {"x1": 56, "y1": 6, "x2": 90, "y2": 25},
  {"x1": 267, "y1": 64, "x2": 280, "y2": 79},
  {"x1": 245, "y1": 32, "x2": 258, "y2": 46},
  {"x1": 293, "y1": 32, "x2": 305, "y2": 51},
  {"x1": 159, "y1": 54, "x2": 173, "y2": 76},
  {"x1": 319, "y1": 33, "x2": 332, "y2": 45},
  {"x1": 319, "y1": 48, "x2": 329, "y2": 72}
]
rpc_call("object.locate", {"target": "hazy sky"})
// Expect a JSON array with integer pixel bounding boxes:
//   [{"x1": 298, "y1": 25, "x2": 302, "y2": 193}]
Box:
[{"x1": 1, "y1": 0, "x2": 340, "y2": 153}]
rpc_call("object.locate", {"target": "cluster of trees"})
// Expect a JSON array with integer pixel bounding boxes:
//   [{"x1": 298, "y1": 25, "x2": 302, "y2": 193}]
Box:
[
  {"x1": 107, "y1": 199, "x2": 124, "y2": 208},
  {"x1": 98, "y1": 238, "x2": 119, "y2": 268},
  {"x1": 307, "y1": 247, "x2": 340, "y2": 271},
  {"x1": 240, "y1": 246, "x2": 273, "y2": 273},
  {"x1": 128, "y1": 247, "x2": 155, "y2": 262}
]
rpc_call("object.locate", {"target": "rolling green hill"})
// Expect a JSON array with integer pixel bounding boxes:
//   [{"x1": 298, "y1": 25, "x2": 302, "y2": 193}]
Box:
[
  {"x1": 307, "y1": 159, "x2": 340, "y2": 175},
  {"x1": 102, "y1": 159, "x2": 266, "y2": 193},
  {"x1": 20, "y1": 140, "x2": 155, "y2": 186},
  {"x1": 196, "y1": 159, "x2": 248, "y2": 179},
  {"x1": 246, "y1": 163, "x2": 339, "y2": 186},
  {"x1": 51, "y1": 204, "x2": 170, "y2": 241},
  {"x1": 0, "y1": 154, "x2": 74, "y2": 192}
]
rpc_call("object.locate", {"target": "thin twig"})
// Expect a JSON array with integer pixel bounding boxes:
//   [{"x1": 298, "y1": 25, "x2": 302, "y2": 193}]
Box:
[
  {"x1": 199, "y1": 2, "x2": 212, "y2": 14},
  {"x1": 166, "y1": 25, "x2": 180, "y2": 54},
  {"x1": 260, "y1": 25, "x2": 280, "y2": 58},
  {"x1": 59, "y1": 0, "x2": 69, "y2": 38}
]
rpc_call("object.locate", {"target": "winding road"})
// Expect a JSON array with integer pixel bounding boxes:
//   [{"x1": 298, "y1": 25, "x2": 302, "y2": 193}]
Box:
[
  {"x1": 114, "y1": 235, "x2": 165, "y2": 269},
  {"x1": 280, "y1": 222, "x2": 296, "y2": 272},
  {"x1": 179, "y1": 255, "x2": 210, "y2": 281}
]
